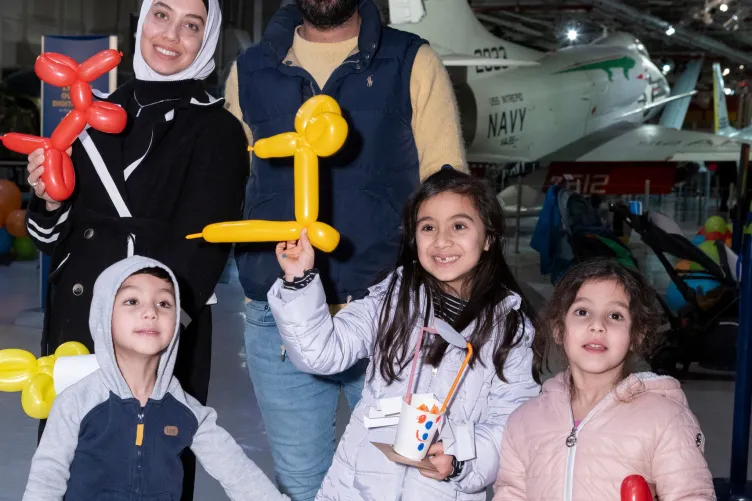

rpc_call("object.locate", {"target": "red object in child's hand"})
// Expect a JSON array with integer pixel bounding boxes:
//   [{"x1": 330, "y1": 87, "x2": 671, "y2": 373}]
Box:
[
  {"x1": 621, "y1": 475, "x2": 653, "y2": 501},
  {"x1": 0, "y1": 49, "x2": 126, "y2": 201}
]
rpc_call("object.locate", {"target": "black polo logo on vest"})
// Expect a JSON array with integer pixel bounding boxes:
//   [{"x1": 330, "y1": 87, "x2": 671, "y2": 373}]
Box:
[
  {"x1": 164, "y1": 426, "x2": 179, "y2": 437},
  {"x1": 696, "y1": 433, "x2": 703, "y2": 447},
  {"x1": 367, "y1": 75, "x2": 374, "y2": 88}
]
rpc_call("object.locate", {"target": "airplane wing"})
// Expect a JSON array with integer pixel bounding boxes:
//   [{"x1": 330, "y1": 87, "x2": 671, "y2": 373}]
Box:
[
  {"x1": 440, "y1": 55, "x2": 539, "y2": 67},
  {"x1": 467, "y1": 152, "x2": 534, "y2": 164},
  {"x1": 537, "y1": 122, "x2": 752, "y2": 163},
  {"x1": 619, "y1": 91, "x2": 697, "y2": 119}
]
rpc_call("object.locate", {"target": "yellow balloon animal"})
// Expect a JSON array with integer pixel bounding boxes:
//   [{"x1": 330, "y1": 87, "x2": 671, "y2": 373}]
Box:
[
  {"x1": 0, "y1": 341, "x2": 89, "y2": 419},
  {"x1": 186, "y1": 95, "x2": 347, "y2": 253}
]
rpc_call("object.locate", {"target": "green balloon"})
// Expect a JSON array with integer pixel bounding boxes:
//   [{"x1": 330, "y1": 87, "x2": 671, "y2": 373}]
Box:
[
  {"x1": 13, "y1": 236, "x2": 37, "y2": 261},
  {"x1": 704, "y1": 215, "x2": 728, "y2": 236},
  {"x1": 689, "y1": 240, "x2": 721, "y2": 271}
]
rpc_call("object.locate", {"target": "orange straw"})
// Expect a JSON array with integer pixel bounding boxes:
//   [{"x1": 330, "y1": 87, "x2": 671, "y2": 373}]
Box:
[{"x1": 440, "y1": 342, "x2": 473, "y2": 413}]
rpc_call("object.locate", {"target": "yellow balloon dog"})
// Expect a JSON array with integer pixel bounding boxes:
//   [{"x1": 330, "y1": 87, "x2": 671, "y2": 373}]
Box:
[
  {"x1": 186, "y1": 95, "x2": 347, "y2": 253},
  {"x1": 0, "y1": 342, "x2": 90, "y2": 419}
]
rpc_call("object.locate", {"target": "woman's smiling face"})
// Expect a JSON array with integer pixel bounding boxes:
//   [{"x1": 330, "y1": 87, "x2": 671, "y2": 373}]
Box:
[{"x1": 140, "y1": 0, "x2": 207, "y2": 76}]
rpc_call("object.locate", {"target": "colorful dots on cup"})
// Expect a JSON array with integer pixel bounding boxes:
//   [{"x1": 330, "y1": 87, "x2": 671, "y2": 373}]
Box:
[
  {"x1": 418, "y1": 443, "x2": 425, "y2": 452},
  {"x1": 425, "y1": 421, "x2": 433, "y2": 430},
  {"x1": 417, "y1": 414, "x2": 427, "y2": 424}
]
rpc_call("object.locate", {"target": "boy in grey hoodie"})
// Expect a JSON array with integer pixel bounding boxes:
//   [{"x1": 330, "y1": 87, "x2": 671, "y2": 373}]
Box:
[{"x1": 23, "y1": 255, "x2": 289, "y2": 501}]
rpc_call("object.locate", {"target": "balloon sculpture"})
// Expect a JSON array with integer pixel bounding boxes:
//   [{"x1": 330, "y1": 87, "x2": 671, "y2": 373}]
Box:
[
  {"x1": 621, "y1": 475, "x2": 653, "y2": 501},
  {"x1": 0, "y1": 50, "x2": 128, "y2": 202},
  {"x1": 186, "y1": 95, "x2": 347, "y2": 253},
  {"x1": 0, "y1": 342, "x2": 89, "y2": 419}
]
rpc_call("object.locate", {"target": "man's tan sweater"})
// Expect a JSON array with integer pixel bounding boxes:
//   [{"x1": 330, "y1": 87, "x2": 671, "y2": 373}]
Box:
[{"x1": 224, "y1": 27, "x2": 467, "y2": 181}]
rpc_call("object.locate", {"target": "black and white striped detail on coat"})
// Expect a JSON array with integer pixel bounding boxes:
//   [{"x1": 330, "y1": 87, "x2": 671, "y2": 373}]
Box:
[
  {"x1": 432, "y1": 291, "x2": 468, "y2": 326},
  {"x1": 26, "y1": 207, "x2": 72, "y2": 244}
]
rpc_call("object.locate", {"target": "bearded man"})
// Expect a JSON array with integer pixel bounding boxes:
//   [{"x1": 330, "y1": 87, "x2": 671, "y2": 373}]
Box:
[{"x1": 224, "y1": 2, "x2": 465, "y2": 499}]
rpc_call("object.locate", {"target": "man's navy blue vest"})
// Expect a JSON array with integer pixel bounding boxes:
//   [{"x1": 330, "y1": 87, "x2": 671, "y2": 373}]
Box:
[{"x1": 235, "y1": 0, "x2": 427, "y2": 304}]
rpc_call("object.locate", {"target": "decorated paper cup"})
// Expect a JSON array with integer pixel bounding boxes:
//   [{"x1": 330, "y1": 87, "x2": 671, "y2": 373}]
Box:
[{"x1": 393, "y1": 394, "x2": 444, "y2": 460}]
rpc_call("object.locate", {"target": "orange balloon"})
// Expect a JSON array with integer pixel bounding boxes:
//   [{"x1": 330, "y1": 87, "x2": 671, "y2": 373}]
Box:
[
  {"x1": 675, "y1": 259, "x2": 692, "y2": 272},
  {"x1": 5, "y1": 210, "x2": 26, "y2": 237},
  {"x1": 0, "y1": 180, "x2": 22, "y2": 227}
]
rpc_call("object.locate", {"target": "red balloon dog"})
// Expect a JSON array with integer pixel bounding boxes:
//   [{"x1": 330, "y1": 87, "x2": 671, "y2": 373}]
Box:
[
  {"x1": 0, "y1": 50, "x2": 127, "y2": 201},
  {"x1": 621, "y1": 475, "x2": 653, "y2": 501}
]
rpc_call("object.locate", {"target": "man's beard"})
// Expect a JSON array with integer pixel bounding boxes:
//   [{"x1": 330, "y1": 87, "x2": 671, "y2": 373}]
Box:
[{"x1": 296, "y1": 0, "x2": 359, "y2": 30}]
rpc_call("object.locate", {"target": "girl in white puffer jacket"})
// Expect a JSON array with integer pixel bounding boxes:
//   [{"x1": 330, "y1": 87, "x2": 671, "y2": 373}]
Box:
[{"x1": 268, "y1": 167, "x2": 539, "y2": 501}]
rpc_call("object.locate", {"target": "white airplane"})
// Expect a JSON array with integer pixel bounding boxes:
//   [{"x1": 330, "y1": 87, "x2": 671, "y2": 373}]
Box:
[{"x1": 389, "y1": 0, "x2": 752, "y2": 167}]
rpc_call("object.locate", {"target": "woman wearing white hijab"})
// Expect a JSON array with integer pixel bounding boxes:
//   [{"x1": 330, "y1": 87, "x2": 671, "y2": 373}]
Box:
[{"x1": 24, "y1": 2, "x2": 249, "y2": 498}]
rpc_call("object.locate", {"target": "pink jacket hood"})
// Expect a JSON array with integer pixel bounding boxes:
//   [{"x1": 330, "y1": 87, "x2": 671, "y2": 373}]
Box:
[{"x1": 493, "y1": 371, "x2": 716, "y2": 501}]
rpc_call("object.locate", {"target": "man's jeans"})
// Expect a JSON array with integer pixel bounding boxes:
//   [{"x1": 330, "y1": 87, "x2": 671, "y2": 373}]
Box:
[{"x1": 244, "y1": 300, "x2": 367, "y2": 501}]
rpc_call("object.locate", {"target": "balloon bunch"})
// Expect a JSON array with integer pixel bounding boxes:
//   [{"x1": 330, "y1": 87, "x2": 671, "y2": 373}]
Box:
[
  {"x1": 621, "y1": 475, "x2": 653, "y2": 501},
  {"x1": 0, "y1": 342, "x2": 89, "y2": 419},
  {"x1": 187, "y1": 95, "x2": 348, "y2": 253},
  {"x1": 0, "y1": 50, "x2": 128, "y2": 202}
]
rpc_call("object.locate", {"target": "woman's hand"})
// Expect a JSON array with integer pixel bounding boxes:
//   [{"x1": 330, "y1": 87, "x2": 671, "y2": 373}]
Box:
[
  {"x1": 26, "y1": 147, "x2": 71, "y2": 211},
  {"x1": 275, "y1": 228, "x2": 315, "y2": 282},
  {"x1": 420, "y1": 442, "x2": 455, "y2": 482}
]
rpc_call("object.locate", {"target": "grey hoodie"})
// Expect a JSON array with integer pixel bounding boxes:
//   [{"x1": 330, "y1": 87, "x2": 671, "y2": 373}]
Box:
[{"x1": 23, "y1": 255, "x2": 289, "y2": 501}]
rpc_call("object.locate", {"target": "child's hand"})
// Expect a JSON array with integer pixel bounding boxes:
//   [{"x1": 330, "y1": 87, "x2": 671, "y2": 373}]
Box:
[
  {"x1": 420, "y1": 442, "x2": 455, "y2": 481},
  {"x1": 275, "y1": 228, "x2": 315, "y2": 282}
]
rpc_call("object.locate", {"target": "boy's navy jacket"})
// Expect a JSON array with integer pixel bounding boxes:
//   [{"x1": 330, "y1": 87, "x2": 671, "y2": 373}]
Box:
[{"x1": 23, "y1": 256, "x2": 288, "y2": 501}]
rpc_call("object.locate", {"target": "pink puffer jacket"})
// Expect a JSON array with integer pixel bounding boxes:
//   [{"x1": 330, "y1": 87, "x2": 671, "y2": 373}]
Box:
[{"x1": 492, "y1": 372, "x2": 716, "y2": 501}]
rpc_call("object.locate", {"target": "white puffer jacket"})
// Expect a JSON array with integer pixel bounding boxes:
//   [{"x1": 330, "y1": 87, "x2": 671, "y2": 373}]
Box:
[{"x1": 267, "y1": 270, "x2": 539, "y2": 501}]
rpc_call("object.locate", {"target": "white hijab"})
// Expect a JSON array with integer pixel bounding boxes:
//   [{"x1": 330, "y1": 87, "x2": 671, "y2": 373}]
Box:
[{"x1": 133, "y1": 0, "x2": 221, "y2": 81}]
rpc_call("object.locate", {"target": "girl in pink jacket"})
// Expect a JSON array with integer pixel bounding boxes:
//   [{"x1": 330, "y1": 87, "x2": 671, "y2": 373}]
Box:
[{"x1": 493, "y1": 259, "x2": 716, "y2": 501}]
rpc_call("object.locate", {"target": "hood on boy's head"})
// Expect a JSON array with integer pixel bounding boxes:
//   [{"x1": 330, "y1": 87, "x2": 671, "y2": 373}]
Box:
[{"x1": 89, "y1": 255, "x2": 181, "y2": 400}]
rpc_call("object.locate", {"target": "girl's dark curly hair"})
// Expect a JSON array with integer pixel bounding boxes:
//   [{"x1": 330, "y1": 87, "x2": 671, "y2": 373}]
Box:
[{"x1": 532, "y1": 258, "x2": 664, "y2": 384}]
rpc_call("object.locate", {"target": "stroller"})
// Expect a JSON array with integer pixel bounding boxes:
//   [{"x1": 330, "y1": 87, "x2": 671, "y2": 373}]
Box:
[
  {"x1": 608, "y1": 202, "x2": 739, "y2": 376},
  {"x1": 531, "y1": 184, "x2": 638, "y2": 285},
  {"x1": 532, "y1": 184, "x2": 739, "y2": 376}
]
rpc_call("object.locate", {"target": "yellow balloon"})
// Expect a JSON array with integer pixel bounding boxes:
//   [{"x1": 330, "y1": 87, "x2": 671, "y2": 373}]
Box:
[
  {"x1": 21, "y1": 373, "x2": 55, "y2": 420},
  {"x1": 295, "y1": 147, "x2": 319, "y2": 225},
  {"x1": 307, "y1": 221, "x2": 341, "y2": 253},
  {"x1": 0, "y1": 349, "x2": 38, "y2": 392},
  {"x1": 304, "y1": 112, "x2": 348, "y2": 157},
  {"x1": 37, "y1": 355, "x2": 57, "y2": 377},
  {"x1": 294, "y1": 95, "x2": 342, "y2": 135},
  {"x1": 194, "y1": 220, "x2": 304, "y2": 243},
  {"x1": 188, "y1": 95, "x2": 347, "y2": 254},
  {"x1": 251, "y1": 132, "x2": 299, "y2": 159},
  {"x1": 55, "y1": 341, "x2": 90, "y2": 358}
]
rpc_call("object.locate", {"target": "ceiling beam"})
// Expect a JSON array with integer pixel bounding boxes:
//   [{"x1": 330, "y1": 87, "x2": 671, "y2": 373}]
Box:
[{"x1": 587, "y1": 0, "x2": 752, "y2": 65}]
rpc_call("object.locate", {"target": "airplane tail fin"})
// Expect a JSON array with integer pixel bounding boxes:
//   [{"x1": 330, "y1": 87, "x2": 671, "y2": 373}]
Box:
[
  {"x1": 659, "y1": 59, "x2": 702, "y2": 130},
  {"x1": 388, "y1": 0, "x2": 541, "y2": 65},
  {"x1": 712, "y1": 62, "x2": 736, "y2": 134}
]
